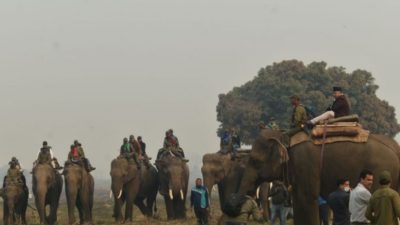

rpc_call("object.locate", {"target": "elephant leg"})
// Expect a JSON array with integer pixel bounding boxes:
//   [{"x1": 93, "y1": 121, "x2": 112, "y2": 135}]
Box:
[
  {"x1": 66, "y1": 188, "x2": 78, "y2": 225},
  {"x1": 292, "y1": 171, "x2": 320, "y2": 225},
  {"x1": 134, "y1": 198, "x2": 149, "y2": 216},
  {"x1": 124, "y1": 200, "x2": 134, "y2": 222},
  {"x1": 4, "y1": 203, "x2": 9, "y2": 225},
  {"x1": 34, "y1": 192, "x2": 48, "y2": 225},
  {"x1": 79, "y1": 191, "x2": 92, "y2": 224},
  {"x1": 146, "y1": 195, "x2": 156, "y2": 217},
  {"x1": 164, "y1": 196, "x2": 174, "y2": 220},
  {"x1": 49, "y1": 195, "x2": 61, "y2": 225},
  {"x1": 76, "y1": 200, "x2": 84, "y2": 224},
  {"x1": 113, "y1": 197, "x2": 124, "y2": 223}
]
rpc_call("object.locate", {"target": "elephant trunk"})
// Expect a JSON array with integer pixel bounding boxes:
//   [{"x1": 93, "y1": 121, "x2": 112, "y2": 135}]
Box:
[
  {"x1": 35, "y1": 185, "x2": 48, "y2": 224},
  {"x1": 111, "y1": 179, "x2": 124, "y2": 200},
  {"x1": 203, "y1": 176, "x2": 215, "y2": 197}
]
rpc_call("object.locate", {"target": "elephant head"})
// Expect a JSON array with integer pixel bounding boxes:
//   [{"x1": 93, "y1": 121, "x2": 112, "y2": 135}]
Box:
[
  {"x1": 110, "y1": 158, "x2": 139, "y2": 200},
  {"x1": 156, "y1": 156, "x2": 188, "y2": 200},
  {"x1": 238, "y1": 130, "x2": 288, "y2": 195},
  {"x1": 201, "y1": 153, "x2": 248, "y2": 204},
  {"x1": 2, "y1": 184, "x2": 26, "y2": 225}
]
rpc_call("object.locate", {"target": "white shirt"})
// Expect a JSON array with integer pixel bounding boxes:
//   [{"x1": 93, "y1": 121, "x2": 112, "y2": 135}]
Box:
[{"x1": 349, "y1": 183, "x2": 371, "y2": 223}]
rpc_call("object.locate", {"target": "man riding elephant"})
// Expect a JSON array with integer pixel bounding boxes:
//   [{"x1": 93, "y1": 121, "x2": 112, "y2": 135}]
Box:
[
  {"x1": 67, "y1": 140, "x2": 95, "y2": 172},
  {"x1": 157, "y1": 129, "x2": 186, "y2": 160},
  {"x1": 306, "y1": 86, "x2": 350, "y2": 128},
  {"x1": 3, "y1": 157, "x2": 26, "y2": 188},
  {"x1": 120, "y1": 137, "x2": 141, "y2": 169},
  {"x1": 34, "y1": 141, "x2": 63, "y2": 170}
]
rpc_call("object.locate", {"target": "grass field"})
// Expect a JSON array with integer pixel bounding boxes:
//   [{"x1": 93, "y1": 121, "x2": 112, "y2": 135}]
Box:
[{"x1": 0, "y1": 189, "x2": 294, "y2": 225}]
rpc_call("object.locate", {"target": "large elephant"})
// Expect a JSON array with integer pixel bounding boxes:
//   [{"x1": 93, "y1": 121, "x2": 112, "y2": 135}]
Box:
[
  {"x1": 237, "y1": 129, "x2": 400, "y2": 225},
  {"x1": 155, "y1": 155, "x2": 189, "y2": 220},
  {"x1": 63, "y1": 163, "x2": 94, "y2": 225},
  {"x1": 110, "y1": 157, "x2": 140, "y2": 223},
  {"x1": 134, "y1": 161, "x2": 159, "y2": 217},
  {"x1": 201, "y1": 152, "x2": 271, "y2": 220},
  {"x1": 0, "y1": 181, "x2": 28, "y2": 225},
  {"x1": 32, "y1": 164, "x2": 63, "y2": 225}
]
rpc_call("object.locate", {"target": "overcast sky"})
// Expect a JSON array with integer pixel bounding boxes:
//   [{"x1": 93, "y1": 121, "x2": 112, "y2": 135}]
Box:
[{"x1": 0, "y1": 1, "x2": 399, "y2": 179}]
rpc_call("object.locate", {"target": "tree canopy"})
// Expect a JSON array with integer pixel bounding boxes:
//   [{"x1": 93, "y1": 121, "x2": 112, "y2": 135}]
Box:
[{"x1": 217, "y1": 60, "x2": 400, "y2": 144}]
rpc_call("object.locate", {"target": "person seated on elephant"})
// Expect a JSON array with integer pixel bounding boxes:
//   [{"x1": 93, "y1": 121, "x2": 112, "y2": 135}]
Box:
[
  {"x1": 68, "y1": 140, "x2": 96, "y2": 172},
  {"x1": 34, "y1": 141, "x2": 63, "y2": 170},
  {"x1": 3, "y1": 158, "x2": 26, "y2": 188},
  {"x1": 162, "y1": 129, "x2": 185, "y2": 159},
  {"x1": 137, "y1": 136, "x2": 151, "y2": 168},
  {"x1": 9, "y1": 156, "x2": 23, "y2": 172},
  {"x1": 230, "y1": 128, "x2": 241, "y2": 160},
  {"x1": 290, "y1": 95, "x2": 308, "y2": 129},
  {"x1": 225, "y1": 190, "x2": 264, "y2": 225},
  {"x1": 268, "y1": 117, "x2": 280, "y2": 130},
  {"x1": 305, "y1": 86, "x2": 350, "y2": 128},
  {"x1": 219, "y1": 129, "x2": 232, "y2": 154},
  {"x1": 120, "y1": 137, "x2": 141, "y2": 169}
]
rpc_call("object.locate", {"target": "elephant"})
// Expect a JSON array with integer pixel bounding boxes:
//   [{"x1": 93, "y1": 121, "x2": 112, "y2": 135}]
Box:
[
  {"x1": 32, "y1": 163, "x2": 63, "y2": 225},
  {"x1": 0, "y1": 180, "x2": 28, "y2": 225},
  {"x1": 134, "y1": 161, "x2": 159, "y2": 217},
  {"x1": 202, "y1": 152, "x2": 271, "y2": 221},
  {"x1": 63, "y1": 162, "x2": 94, "y2": 225},
  {"x1": 110, "y1": 157, "x2": 140, "y2": 223},
  {"x1": 155, "y1": 155, "x2": 189, "y2": 220},
  {"x1": 236, "y1": 129, "x2": 400, "y2": 225}
]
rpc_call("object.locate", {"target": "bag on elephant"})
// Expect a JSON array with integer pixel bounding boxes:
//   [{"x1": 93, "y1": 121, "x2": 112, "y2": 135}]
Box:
[{"x1": 222, "y1": 193, "x2": 246, "y2": 217}]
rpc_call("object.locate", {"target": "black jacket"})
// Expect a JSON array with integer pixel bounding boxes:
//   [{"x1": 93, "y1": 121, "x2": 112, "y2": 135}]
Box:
[
  {"x1": 329, "y1": 95, "x2": 350, "y2": 118},
  {"x1": 328, "y1": 189, "x2": 350, "y2": 225}
]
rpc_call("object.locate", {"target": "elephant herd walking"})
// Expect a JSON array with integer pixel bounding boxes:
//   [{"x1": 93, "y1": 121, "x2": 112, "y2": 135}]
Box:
[{"x1": 1, "y1": 150, "x2": 190, "y2": 225}]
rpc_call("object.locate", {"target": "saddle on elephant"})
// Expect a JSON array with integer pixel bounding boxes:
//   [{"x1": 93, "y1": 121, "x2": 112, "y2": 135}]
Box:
[{"x1": 290, "y1": 115, "x2": 370, "y2": 147}]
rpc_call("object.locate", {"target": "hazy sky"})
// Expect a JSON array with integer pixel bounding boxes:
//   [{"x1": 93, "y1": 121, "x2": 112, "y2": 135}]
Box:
[{"x1": 0, "y1": 1, "x2": 399, "y2": 179}]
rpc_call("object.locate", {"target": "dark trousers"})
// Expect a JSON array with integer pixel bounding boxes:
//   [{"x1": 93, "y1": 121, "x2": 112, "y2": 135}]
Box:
[
  {"x1": 319, "y1": 204, "x2": 329, "y2": 225},
  {"x1": 194, "y1": 207, "x2": 208, "y2": 225}
]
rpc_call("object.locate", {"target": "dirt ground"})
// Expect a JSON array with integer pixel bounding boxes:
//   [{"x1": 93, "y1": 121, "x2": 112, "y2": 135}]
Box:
[{"x1": 0, "y1": 191, "x2": 294, "y2": 225}]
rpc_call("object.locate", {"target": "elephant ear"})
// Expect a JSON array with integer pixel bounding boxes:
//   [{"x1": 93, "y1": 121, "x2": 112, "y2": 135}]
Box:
[{"x1": 269, "y1": 138, "x2": 289, "y2": 163}]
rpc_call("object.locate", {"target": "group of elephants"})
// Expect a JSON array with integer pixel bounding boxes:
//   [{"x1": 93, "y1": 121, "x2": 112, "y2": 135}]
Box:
[{"x1": 2, "y1": 129, "x2": 400, "y2": 225}]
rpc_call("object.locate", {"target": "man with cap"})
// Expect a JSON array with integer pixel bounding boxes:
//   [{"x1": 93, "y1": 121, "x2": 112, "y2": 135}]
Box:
[
  {"x1": 290, "y1": 95, "x2": 308, "y2": 129},
  {"x1": 328, "y1": 178, "x2": 351, "y2": 225},
  {"x1": 163, "y1": 129, "x2": 185, "y2": 159},
  {"x1": 69, "y1": 140, "x2": 95, "y2": 171},
  {"x1": 35, "y1": 141, "x2": 62, "y2": 170},
  {"x1": 3, "y1": 157, "x2": 25, "y2": 187},
  {"x1": 306, "y1": 86, "x2": 350, "y2": 128},
  {"x1": 122, "y1": 137, "x2": 141, "y2": 169},
  {"x1": 366, "y1": 171, "x2": 400, "y2": 225}
]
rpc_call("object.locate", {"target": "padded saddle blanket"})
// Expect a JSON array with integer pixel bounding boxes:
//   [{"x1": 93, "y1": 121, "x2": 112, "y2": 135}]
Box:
[{"x1": 290, "y1": 122, "x2": 370, "y2": 146}]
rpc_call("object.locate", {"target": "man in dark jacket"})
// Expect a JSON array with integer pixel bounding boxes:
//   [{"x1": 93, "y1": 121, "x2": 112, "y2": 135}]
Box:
[
  {"x1": 307, "y1": 86, "x2": 350, "y2": 127},
  {"x1": 328, "y1": 178, "x2": 351, "y2": 225},
  {"x1": 269, "y1": 181, "x2": 289, "y2": 225},
  {"x1": 190, "y1": 178, "x2": 209, "y2": 225}
]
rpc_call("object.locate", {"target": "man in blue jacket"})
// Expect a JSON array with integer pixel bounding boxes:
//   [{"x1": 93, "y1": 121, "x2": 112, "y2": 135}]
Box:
[{"x1": 191, "y1": 178, "x2": 210, "y2": 225}]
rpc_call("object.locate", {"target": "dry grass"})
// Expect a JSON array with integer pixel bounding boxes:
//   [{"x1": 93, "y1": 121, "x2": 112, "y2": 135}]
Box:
[{"x1": 0, "y1": 192, "x2": 294, "y2": 225}]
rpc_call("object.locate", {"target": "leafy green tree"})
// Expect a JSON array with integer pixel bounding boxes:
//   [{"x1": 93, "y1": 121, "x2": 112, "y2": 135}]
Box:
[{"x1": 217, "y1": 60, "x2": 400, "y2": 144}]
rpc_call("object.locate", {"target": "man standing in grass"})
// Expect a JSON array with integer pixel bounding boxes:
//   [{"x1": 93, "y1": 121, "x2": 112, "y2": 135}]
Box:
[{"x1": 191, "y1": 178, "x2": 210, "y2": 225}]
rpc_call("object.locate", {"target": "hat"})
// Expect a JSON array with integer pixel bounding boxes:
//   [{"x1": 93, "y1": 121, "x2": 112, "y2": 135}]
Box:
[
  {"x1": 333, "y1": 86, "x2": 343, "y2": 92},
  {"x1": 379, "y1": 170, "x2": 391, "y2": 183}
]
